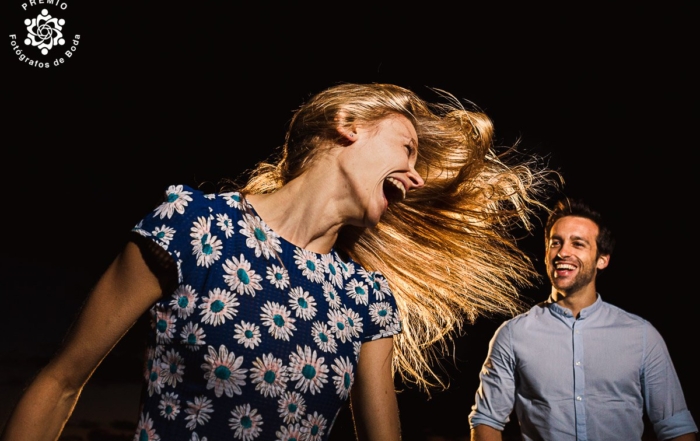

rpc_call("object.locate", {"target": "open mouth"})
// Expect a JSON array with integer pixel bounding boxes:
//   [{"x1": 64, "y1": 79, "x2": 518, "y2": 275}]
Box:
[{"x1": 383, "y1": 177, "x2": 406, "y2": 204}]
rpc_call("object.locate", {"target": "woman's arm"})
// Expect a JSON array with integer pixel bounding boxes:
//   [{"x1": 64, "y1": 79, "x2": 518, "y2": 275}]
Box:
[
  {"x1": 1, "y1": 241, "x2": 164, "y2": 441},
  {"x1": 350, "y1": 337, "x2": 401, "y2": 441}
]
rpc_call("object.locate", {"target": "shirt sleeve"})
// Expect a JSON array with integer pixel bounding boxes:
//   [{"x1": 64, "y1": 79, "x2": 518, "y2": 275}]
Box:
[
  {"x1": 643, "y1": 321, "x2": 698, "y2": 439},
  {"x1": 468, "y1": 320, "x2": 516, "y2": 431},
  {"x1": 361, "y1": 270, "x2": 402, "y2": 342}
]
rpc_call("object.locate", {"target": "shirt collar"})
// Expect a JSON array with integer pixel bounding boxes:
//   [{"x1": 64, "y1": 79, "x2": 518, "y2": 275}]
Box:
[{"x1": 546, "y1": 293, "x2": 603, "y2": 318}]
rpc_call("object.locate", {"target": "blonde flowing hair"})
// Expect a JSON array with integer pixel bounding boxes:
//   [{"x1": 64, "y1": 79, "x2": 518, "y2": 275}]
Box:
[{"x1": 220, "y1": 83, "x2": 560, "y2": 392}]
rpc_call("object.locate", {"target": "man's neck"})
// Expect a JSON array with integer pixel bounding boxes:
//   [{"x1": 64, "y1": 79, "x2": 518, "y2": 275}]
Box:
[{"x1": 550, "y1": 286, "x2": 598, "y2": 318}]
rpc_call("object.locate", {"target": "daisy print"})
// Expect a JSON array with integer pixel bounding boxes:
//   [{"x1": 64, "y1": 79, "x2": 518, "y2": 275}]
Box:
[
  {"x1": 275, "y1": 423, "x2": 303, "y2": 441},
  {"x1": 341, "y1": 306, "x2": 363, "y2": 340},
  {"x1": 216, "y1": 213, "x2": 235, "y2": 238},
  {"x1": 190, "y1": 216, "x2": 223, "y2": 268},
  {"x1": 352, "y1": 341, "x2": 362, "y2": 361},
  {"x1": 288, "y1": 286, "x2": 317, "y2": 321},
  {"x1": 134, "y1": 412, "x2": 160, "y2": 441},
  {"x1": 180, "y1": 321, "x2": 206, "y2": 350},
  {"x1": 233, "y1": 320, "x2": 262, "y2": 349},
  {"x1": 153, "y1": 308, "x2": 177, "y2": 345},
  {"x1": 277, "y1": 391, "x2": 307, "y2": 424},
  {"x1": 321, "y1": 254, "x2": 343, "y2": 288},
  {"x1": 335, "y1": 256, "x2": 355, "y2": 279},
  {"x1": 369, "y1": 301, "x2": 394, "y2": 327},
  {"x1": 159, "y1": 348, "x2": 185, "y2": 387},
  {"x1": 321, "y1": 281, "x2": 341, "y2": 309},
  {"x1": 372, "y1": 272, "x2": 392, "y2": 301},
  {"x1": 301, "y1": 411, "x2": 328, "y2": 441},
  {"x1": 311, "y1": 321, "x2": 337, "y2": 353},
  {"x1": 239, "y1": 213, "x2": 282, "y2": 260},
  {"x1": 190, "y1": 433, "x2": 207, "y2": 441},
  {"x1": 146, "y1": 362, "x2": 164, "y2": 397},
  {"x1": 201, "y1": 344, "x2": 247, "y2": 398},
  {"x1": 260, "y1": 301, "x2": 297, "y2": 341},
  {"x1": 229, "y1": 403, "x2": 263, "y2": 441},
  {"x1": 288, "y1": 345, "x2": 329, "y2": 395},
  {"x1": 199, "y1": 287, "x2": 239, "y2": 326},
  {"x1": 249, "y1": 352, "x2": 289, "y2": 398},
  {"x1": 170, "y1": 284, "x2": 198, "y2": 319},
  {"x1": 327, "y1": 309, "x2": 351, "y2": 344},
  {"x1": 266, "y1": 264, "x2": 290, "y2": 290},
  {"x1": 293, "y1": 248, "x2": 324, "y2": 283},
  {"x1": 158, "y1": 392, "x2": 181, "y2": 420},
  {"x1": 152, "y1": 225, "x2": 176, "y2": 249},
  {"x1": 221, "y1": 191, "x2": 244, "y2": 209},
  {"x1": 331, "y1": 356, "x2": 354, "y2": 400},
  {"x1": 345, "y1": 279, "x2": 369, "y2": 306},
  {"x1": 223, "y1": 254, "x2": 263, "y2": 296},
  {"x1": 153, "y1": 184, "x2": 193, "y2": 219},
  {"x1": 184, "y1": 395, "x2": 214, "y2": 430}
]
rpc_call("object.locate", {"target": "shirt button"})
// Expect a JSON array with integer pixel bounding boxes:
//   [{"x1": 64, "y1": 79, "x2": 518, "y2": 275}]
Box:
[
  {"x1": 575, "y1": 361, "x2": 581, "y2": 366},
  {"x1": 576, "y1": 396, "x2": 582, "y2": 401}
]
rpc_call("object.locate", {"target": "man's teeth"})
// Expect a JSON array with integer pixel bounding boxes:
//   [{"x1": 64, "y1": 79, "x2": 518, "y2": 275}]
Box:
[
  {"x1": 386, "y1": 177, "x2": 406, "y2": 200},
  {"x1": 556, "y1": 263, "x2": 575, "y2": 270}
]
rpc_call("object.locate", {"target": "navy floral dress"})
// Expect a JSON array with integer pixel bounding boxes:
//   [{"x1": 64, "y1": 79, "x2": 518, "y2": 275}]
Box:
[{"x1": 130, "y1": 184, "x2": 402, "y2": 441}]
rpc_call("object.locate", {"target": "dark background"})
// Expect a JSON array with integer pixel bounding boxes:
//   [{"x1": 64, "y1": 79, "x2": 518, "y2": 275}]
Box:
[{"x1": 2, "y1": 3, "x2": 696, "y2": 440}]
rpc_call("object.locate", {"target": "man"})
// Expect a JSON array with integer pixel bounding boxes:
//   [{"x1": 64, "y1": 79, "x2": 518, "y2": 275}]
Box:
[{"x1": 468, "y1": 198, "x2": 697, "y2": 440}]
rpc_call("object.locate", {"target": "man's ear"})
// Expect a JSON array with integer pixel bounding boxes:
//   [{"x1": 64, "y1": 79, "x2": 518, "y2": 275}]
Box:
[
  {"x1": 335, "y1": 111, "x2": 357, "y2": 143},
  {"x1": 597, "y1": 254, "x2": 610, "y2": 270}
]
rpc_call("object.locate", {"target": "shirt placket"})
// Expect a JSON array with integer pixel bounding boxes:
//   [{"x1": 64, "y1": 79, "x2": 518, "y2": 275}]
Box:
[{"x1": 572, "y1": 318, "x2": 587, "y2": 440}]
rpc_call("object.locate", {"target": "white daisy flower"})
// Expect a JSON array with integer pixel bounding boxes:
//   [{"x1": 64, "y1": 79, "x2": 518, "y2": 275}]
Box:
[
  {"x1": 221, "y1": 191, "x2": 244, "y2": 209},
  {"x1": 170, "y1": 284, "x2": 198, "y2": 319},
  {"x1": 336, "y1": 256, "x2": 355, "y2": 279},
  {"x1": 301, "y1": 411, "x2": 328, "y2": 441},
  {"x1": 233, "y1": 321, "x2": 262, "y2": 349},
  {"x1": 277, "y1": 391, "x2": 307, "y2": 424},
  {"x1": 311, "y1": 321, "x2": 337, "y2": 353},
  {"x1": 356, "y1": 267, "x2": 374, "y2": 285},
  {"x1": 158, "y1": 392, "x2": 181, "y2": 420},
  {"x1": 376, "y1": 312, "x2": 402, "y2": 339},
  {"x1": 152, "y1": 225, "x2": 176, "y2": 249},
  {"x1": 293, "y1": 248, "x2": 324, "y2": 283},
  {"x1": 229, "y1": 403, "x2": 264, "y2": 441},
  {"x1": 288, "y1": 345, "x2": 328, "y2": 395},
  {"x1": 266, "y1": 264, "x2": 290, "y2": 290},
  {"x1": 199, "y1": 288, "x2": 239, "y2": 326},
  {"x1": 189, "y1": 432, "x2": 207, "y2": 441},
  {"x1": 216, "y1": 213, "x2": 235, "y2": 238},
  {"x1": 372, "y1": 272, "x2": 392, "y2": 301},
  {"x1": 288, "y1": 287, "x2": 317, "y2": 321},
  {"x1": 345, "y1": 279, "x2": 369, "y2": 306},
  {"x1": 260, "y1": 301, "x2": 296, "y2": 341},
  {"x1": 134, "y1": 412, "x2": 160, "y2": 441},
  {"x1": 369, "y1": 302, "x2": 394, "y2": 327},
  {"x1": 331, "y1": 356, "x2": 354, "y2": 400},
  {"x1": 159, "y1": 349, "x2": 185, "y2": 387},
  {"x1": 320, "y1": 254, "x2": 343, "y2": 288},
  {"x1": 153, "y1": 309, "x2": 177, "y2": 345},
  {"x1": 201, "y1": 344, "x2": 247, "y2": 398},
  {"x1": 174, "y1": 250, "x2": 184, "y2": 284},
  {"x1": 204, "y1": 193, "x2": 215, "y2": 200},
  {"x1": 327, "y1": 309, "x2": 351, "y2": 344},
  {"x1": 275, "y1": 423, "x2": 303, "y2": 441},
  {"x1": 153, "y1": 185, "x2": 193, "y2": 219},
  {"x1": 146, "y1": 362, "x2": 164, "y2": 397},
  {"x1": 223, "y1": 254, "x2": 263, "y2": 296},
  {"x1": 190, "y1": 216, "x2": 223, "y2": 268},
  {"x1": 249, "y1": 352, "x2": 289, "y2": 398},
  {"x1": 321, "y1": 281, "x2": 341, "y2": 309},
  {"x1": 341, "y1": 306, "x2": 363, "y2": 339},
  {"x1": 239, "y1": 213, "x2": 283, "y2": 260},
  {"x1": 180, "y1": 322, "x2": 206, "y2": 350},
  {"x1": 352, "y1": 341, "x2": 362, "y2": 361},
  {"x1": 184, "y1": 395, "x2": 214, "y2": 430}
]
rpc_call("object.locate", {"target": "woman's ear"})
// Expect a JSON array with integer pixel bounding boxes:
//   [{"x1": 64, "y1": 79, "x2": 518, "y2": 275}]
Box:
[{"x1": 335, "y1": 111, "x2": 357, "y2": 143}]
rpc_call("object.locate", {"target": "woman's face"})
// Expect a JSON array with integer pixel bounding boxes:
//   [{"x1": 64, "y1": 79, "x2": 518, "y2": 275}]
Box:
[{"x1": 337, "y1": 114, "x2": 425, "y2": 227}]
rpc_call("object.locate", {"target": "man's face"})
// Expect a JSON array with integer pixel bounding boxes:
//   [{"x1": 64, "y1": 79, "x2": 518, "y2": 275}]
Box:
[{"x1": 545, "y1": 216, "x2": 609, "y2": 295}]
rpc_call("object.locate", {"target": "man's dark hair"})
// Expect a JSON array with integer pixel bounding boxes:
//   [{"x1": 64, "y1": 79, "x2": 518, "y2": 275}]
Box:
[{"x1": 545, "y1": 198, "x2": 615, "y2": 257}]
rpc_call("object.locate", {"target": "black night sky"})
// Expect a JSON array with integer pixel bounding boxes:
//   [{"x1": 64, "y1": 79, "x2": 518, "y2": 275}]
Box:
[{"x1": 2, "y1": 3, "x2": 696, "y2": 440}]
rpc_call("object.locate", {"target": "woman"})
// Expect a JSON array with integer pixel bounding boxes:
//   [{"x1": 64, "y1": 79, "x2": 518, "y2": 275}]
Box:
[{"x1": 1, "y1": 83, "x2": 555, "y2": 441}]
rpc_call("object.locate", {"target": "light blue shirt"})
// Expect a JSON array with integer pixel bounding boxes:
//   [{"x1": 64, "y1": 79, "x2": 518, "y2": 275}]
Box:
[{"x1": 469, "y1": 295, "x2": 697, "y2": 440}]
